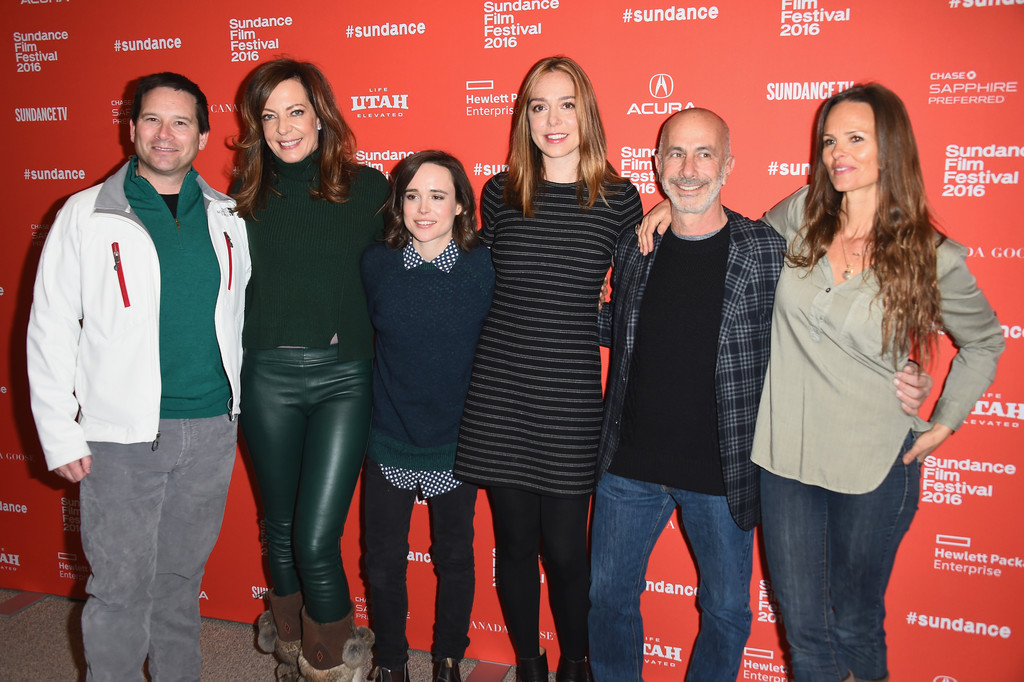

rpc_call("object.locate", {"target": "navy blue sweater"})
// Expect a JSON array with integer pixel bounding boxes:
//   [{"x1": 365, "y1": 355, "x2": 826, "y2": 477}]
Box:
[{"x1": 361, "y1": 242, "x2": 494, "y2": 471}]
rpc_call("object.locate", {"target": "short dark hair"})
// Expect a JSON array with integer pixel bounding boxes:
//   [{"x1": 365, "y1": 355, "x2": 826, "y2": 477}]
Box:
[
  {"x1": 131, "y1": 72, "x2": 209, "y2": 134},
  {"x1": 383, "y1": 150, "x2": 481, "y2": 252}
]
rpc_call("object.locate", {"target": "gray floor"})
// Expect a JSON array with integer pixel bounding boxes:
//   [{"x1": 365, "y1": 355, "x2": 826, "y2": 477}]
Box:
[{"x1": 0, "y1": 589, "x2": 523, "y2": 681}]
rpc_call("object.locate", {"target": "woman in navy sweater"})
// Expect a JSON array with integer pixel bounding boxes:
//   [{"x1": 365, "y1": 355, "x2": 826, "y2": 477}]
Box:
[{"x1": 360, "y1": 151, "x2": 494, "y2": 682}]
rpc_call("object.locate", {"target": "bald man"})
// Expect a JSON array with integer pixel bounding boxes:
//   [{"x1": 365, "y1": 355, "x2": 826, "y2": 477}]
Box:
[{"x1": 588, "y1": 109, "x2": 786, "y2": 680}]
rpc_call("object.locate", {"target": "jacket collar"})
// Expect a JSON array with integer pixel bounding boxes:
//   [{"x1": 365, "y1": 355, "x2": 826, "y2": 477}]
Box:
[{"x1": 94, "y1": 158, "x2": 232, "y2": 216}]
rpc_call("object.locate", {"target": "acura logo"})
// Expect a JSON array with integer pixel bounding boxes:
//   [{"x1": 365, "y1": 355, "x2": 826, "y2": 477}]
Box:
[
  {"x1": 933, "y1": 676, "x2": 958, "y2": 682},
  {"x1": 649, "y1": 73, "x2": 674, "y2": 99}
]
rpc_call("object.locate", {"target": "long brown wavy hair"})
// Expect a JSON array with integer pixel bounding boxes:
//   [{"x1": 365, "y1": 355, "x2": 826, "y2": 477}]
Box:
[
  {"x1": 503, "y1": 56, "x2": 622, "y2": 216},
  {"x1": 383, "y1": 150, "x2": 481, "y2": 252},
  {"x1": 788, "y1": 83, "x2": 945, "y2": 364},
  {"x1": 233, "y1": 58, "x2": 359, "y2": 220}
]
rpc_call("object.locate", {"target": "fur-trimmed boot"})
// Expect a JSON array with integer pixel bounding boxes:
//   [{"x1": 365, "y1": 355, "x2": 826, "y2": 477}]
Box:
[
  {"x1": 257, "y1": 589, "x2": 304, "y2": 681},
  {"x1": 296, "y1": 606, "x2": 374, "y2": 682}
]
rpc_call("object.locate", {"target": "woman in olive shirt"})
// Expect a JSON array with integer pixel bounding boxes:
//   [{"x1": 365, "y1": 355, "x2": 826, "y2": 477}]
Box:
[{"x1": 752, "y1": 84, "x2": 1004, "y2": 682}]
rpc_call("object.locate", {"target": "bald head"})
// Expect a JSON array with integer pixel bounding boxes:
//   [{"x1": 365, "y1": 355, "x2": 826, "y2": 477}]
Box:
[
  {"x1": 655, "y1": 108, "x2": 735, "y2": 224},
  {"x1": 658, "y1": 108, "x2": 731, "y2": 157}
]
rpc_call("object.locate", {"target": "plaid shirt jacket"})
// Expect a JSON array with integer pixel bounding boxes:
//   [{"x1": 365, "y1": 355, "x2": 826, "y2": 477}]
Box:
[{"x1": 596, "y1": 207, "x2": 786, "y2": 530}]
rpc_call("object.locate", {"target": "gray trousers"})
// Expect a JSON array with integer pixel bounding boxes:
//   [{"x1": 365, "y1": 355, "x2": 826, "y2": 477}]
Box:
[{"x1": 80, "y1": 415, "x2": 237, "y2": 682}]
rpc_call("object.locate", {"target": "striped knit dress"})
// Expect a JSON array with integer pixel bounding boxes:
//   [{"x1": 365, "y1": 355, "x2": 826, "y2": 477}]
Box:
[{"x1": 454, "y1": 173, "x2": 643, "y2": 497}]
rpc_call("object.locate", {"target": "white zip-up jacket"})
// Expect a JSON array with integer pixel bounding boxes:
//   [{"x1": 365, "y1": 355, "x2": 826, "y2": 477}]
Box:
[{"x1": 27, "y1": 161, "x2": 251, "y2": 471}]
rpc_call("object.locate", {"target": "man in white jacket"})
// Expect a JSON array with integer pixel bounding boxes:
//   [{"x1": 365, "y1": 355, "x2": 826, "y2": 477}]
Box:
[{"x1": 26, "y1": 72, "x2": 250, "y2": 681}]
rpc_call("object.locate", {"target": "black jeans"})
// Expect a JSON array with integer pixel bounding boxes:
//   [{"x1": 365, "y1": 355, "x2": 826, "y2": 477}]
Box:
[
  {"x1": 364, "y1": 460, "x2": 478, "y2": 669},
  {"x1": 241, "y1": 348, "x2": 372, "y2": 623}
]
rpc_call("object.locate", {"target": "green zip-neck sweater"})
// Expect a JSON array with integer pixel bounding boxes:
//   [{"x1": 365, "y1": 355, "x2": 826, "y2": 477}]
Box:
[
  {"x1": 243, "y1": 155, "x2": 389, "y2": 360},
  {"x1": 123, "y1": 157, "x2": 229, "y2": 418}
]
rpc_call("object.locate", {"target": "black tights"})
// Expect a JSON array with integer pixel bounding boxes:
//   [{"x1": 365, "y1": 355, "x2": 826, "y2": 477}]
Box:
[{"x1": 488, "y1": 486, "x2": 591, "y2": 661}]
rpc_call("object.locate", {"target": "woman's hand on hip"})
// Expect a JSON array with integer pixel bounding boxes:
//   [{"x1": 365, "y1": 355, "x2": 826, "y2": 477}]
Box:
[{"x1": 903, "y1": 424, "x2": 954, "y2": 465}]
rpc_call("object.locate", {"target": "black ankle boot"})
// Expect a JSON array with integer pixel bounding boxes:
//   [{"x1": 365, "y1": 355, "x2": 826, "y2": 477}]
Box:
[
  {"x1": 555, "y1": 656, "x2": 593, "y2": 682},
  {"x1": 371, "y1": 663, "x2": 408, "y2": 682},
  {"x1": 433, "y1": 657, "x2": 463, "y2": 682},
  {"x1": 516, "y1": 649, "x2": 549, "y2": 682}
]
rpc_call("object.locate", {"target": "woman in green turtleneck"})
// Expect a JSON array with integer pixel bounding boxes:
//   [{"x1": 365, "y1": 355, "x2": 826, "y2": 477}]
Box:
[{"x1": 233, "y1": 58, "x2": 389, "y2": 682}]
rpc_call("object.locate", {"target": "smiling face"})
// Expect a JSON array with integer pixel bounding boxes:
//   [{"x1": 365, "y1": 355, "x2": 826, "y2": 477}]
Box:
[
  {"x1": 129, "y1": 86, "x2": 208, "y2": 193},
  {"x1": 655, "y1": 110, "x2": 734, "y2": 217},
  {"x1": 403, "y1": 162, "x2": 462, "y2": 261},
  {"x1": 261, "y1": 77, "x2": 321, "y2": 163},
  {"x1": 527, "y1": 69, "x2": 581, "y2": 179},
  {"x1": 821, "y1": 100, "x2": 879, "y2": 202}
]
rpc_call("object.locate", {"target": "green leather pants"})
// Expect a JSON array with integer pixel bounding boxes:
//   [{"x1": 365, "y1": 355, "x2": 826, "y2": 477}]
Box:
[{"x1": 241, "y1": 348, "x2": 372, "y2": 622}]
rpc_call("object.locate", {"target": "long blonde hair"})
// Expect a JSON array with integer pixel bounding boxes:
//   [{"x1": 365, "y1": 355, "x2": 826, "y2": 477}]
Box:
[
  {"x1": 503, "y1": 56, "x2": 622, "y2": 216},
  {"x1": 788, "y1": 83, "x2": 945, "y2": 364}
]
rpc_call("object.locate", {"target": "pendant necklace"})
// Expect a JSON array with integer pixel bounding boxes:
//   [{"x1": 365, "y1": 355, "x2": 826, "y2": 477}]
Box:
[{"x1": 839, "y1": 231, "x2": 862, "y2": 280}]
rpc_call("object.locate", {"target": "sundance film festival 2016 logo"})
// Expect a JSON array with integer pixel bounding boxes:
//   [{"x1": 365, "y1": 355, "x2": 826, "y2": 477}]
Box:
[
  {"x1": 355, "y1": 150, "x2": 415, "y2": 175},
  {"x1": 628, "y1": 73, "x2": 691, "y2": 115}
]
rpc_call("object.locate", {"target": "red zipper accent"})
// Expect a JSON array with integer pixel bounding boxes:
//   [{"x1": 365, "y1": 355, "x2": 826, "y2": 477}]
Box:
[
  {"x1": 111, "y1": 242, "x2": 130, "y2": 307},
  {"x1": 223, "y1": 232, "x2": 234, "y2": 290}
]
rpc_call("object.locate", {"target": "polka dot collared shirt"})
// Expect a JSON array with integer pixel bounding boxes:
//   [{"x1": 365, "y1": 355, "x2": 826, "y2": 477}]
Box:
[{"x1": 381, "y1": 238, "x2": 463, "y2": 499}]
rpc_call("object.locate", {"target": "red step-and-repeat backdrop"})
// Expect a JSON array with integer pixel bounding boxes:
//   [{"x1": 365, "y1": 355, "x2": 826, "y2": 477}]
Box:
[{"x1": 3, "y1": 1, "x2": 1022, "y2": 679}]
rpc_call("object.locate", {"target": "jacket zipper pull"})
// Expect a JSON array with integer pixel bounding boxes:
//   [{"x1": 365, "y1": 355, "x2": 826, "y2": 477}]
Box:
[
  {"x1": 223, "y1": 232, "x2": 234, "y2": 290},
  {"x1": 151, "y1": 431, "x2": 161, "y2": 451},
  {"x1": 111, "y1": 242, "x2": 131, "y2": 307}
]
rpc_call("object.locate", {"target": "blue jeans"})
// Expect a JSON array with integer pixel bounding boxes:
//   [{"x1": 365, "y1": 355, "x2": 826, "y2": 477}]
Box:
[
  {"x1": 759, "y1": 436, "x2": 919, "y2": 682},
  {"x1": 589, "y1": 473, "x2": 753, "y2": 681},
  {"x1": 80, "y1": 415, "x2": 237, "y2": 681}
]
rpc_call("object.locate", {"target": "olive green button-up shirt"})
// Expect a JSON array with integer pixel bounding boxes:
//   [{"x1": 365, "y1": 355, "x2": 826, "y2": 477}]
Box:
[{"x1": 751, "y1": 186, "x2": 1005, "y2": 494}]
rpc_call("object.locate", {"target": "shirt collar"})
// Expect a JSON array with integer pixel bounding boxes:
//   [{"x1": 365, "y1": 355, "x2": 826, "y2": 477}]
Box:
[{"x1": 402, "y1": 239, "x2": 460, "y2": 273}]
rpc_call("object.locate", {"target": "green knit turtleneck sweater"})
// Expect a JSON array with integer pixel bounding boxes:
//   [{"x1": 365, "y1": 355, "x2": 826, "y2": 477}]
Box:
[{"x1": 243, "y1": 156, "x2": 389, "y2": 360}]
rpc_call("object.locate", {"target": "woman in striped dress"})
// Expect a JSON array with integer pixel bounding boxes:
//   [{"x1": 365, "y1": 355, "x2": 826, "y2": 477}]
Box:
[{"x1": 454, "y1": 56, "x2": 642, "y2": 682}]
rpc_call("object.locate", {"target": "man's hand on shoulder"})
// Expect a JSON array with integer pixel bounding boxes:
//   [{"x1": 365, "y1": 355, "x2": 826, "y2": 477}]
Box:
[
  {"x1": 638, "y1": 199, "x2": 672, "y2": 255},
  {"x1": 55, "y1": 456, "x2": 92, "y2": 483}
]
